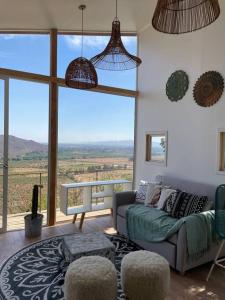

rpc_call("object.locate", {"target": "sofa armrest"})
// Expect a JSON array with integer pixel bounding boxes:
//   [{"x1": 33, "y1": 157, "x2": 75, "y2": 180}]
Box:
[
  {"x1": 113, "y1": 191, "x2": 136, "y2": 230},
  {"x1": 176, "y1": 223, "x2": 188, "y2": 274}
]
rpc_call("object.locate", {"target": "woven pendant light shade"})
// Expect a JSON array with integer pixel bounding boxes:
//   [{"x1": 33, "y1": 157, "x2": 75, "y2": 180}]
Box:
[
  {"x1": 91, "y1": 19, "x2": 142, "y2": 71},
  {"x1": 152, "y1": 0, "x2": 220, "y2": 34},
  {"x1": 65, "y1": 5, "x2": 98, "y2": 90},
  {"x1": 65, "y1": 57, "x2": 98, "y2": 89}
]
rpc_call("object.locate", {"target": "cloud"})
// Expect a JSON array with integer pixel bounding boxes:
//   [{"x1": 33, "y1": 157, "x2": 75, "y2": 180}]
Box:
[
  {"x1": 64, "y1": 35, "x2": 109, "y2": 50},
  {"x1": 2, "y1": 34, "x2": 16, "y2": 40},
  {"x1": 64, "y1": 35, "x2": 134, "y2": 50},
  {"x1": 1, "y1": 34, "x2": 41, "y2": 40}
]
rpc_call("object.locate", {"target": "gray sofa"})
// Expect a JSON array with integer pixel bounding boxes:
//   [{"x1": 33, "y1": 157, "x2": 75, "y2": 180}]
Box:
[{"x1": 113, "y1": 175, "x2": 225, "y2": 274}]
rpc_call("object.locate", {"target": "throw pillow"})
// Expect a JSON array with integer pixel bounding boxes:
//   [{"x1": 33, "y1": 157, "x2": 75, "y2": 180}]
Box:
[
  {"x1": 157, "y1": 188, "x2": 177, "y2": 210},
  {"x1": 170, "y1": 191, "x2": 209, "y2": 219},
  {"x1": 145, "y1": 184, "x2": 162, "y2": 206},
  {"x1": 162, "y1": 190, "x2": 178, "y2": 213},
  {"x1": 135, "y1": 181, "x2": 149, "y2": 203}
]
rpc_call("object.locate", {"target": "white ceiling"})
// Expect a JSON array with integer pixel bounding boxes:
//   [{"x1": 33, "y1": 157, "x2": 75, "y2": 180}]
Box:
[{"x1": 0, "y1": 0, "x2": 157, "y2": 33}]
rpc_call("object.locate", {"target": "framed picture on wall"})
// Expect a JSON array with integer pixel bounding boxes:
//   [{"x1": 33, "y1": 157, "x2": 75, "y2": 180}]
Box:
[
  {"x1": 145, "y1": 131, "x2": 168, "y2": 166},
  {"x1": 217, "y1": 128, "x2": 225, "y2": 174}
]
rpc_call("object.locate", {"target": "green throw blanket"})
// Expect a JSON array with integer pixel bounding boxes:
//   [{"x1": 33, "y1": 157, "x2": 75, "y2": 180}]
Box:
[{"x1": 126, "y1": 205, "x2": 217, "y2": 260}]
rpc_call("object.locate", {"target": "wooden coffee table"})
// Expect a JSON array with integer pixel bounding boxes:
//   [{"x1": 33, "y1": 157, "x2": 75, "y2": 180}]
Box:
[{"x1": 62, "y1": 232, "x2": 115, "y2": 263}]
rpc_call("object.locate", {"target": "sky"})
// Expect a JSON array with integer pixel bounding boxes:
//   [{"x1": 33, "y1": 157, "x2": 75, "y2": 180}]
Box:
[{"x1": 0, "y1": 34, "x2": 136, "y2": 143}]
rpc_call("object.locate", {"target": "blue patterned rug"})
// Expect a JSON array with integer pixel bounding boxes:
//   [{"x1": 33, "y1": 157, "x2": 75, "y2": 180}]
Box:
[{"x1": 0, "y1": 233, "x2": 141, "y2": 300}]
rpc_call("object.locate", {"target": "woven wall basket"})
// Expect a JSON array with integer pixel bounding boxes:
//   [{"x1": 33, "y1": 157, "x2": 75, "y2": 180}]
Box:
[
  {"x1": 193, "y1": 71, "x2": 224, "y2": 107},
  {"x1": 166, "y1": 70, "x2": 189, "y2": 102}
]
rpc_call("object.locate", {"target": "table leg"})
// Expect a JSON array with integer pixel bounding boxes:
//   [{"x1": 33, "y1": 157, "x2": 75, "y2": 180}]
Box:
[
  {"x1": 79, "y1": 213, "x2": 85, "y2": 230},
  {"x1": 72, "y1": 213, "x2": 77, "y2": 224}
]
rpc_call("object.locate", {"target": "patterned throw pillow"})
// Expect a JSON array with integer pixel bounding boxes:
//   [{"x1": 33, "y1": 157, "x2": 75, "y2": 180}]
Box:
[
  {"x1": 157, "y1": 188, "x2": 177, "y2": 210},
  {"x1": 161, "y1": 190, "x2": 178, "y2": 213},
  {"x1": 169, "y1": 191, "x2": 209, "y2": 219},
  {"x1": 135, "y1": 181, "x2": 149, "y2": 203}
]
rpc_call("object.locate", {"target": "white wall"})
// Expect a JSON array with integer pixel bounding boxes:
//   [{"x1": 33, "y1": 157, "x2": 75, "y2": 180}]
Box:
[{"x1": 136, "y1": 3, "x2": 225, "y2": 187}]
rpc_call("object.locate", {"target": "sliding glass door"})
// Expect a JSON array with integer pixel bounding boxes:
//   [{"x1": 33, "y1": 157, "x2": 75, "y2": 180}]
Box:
[{"x1": 0, "y1": 78, "x2": 9, "y2": 233}]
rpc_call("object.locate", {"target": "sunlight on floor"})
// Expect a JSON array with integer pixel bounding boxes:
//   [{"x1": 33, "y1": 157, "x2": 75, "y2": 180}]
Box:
[
  {"x1": 104, "y1": 227, "x2": 117, "y2": 234},
  {"x1": 186, "y1": 285, "x2": 218, "y2": 299},
  {"x1": 188, "y1": 285, "x2": 206, "y2": 296}
]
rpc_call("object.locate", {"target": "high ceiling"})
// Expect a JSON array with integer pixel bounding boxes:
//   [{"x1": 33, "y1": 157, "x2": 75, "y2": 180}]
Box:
[{"x1": 0, "y1": 0, "x2": 156, "y2": 33}]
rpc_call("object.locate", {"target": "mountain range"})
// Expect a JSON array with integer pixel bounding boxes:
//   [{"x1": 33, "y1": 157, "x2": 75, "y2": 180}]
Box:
[
  {"x1": 0, "y1": 136, "x2": 134, "y2": 158},
  {"x1": 0, "y1": 135, "x2": 48, "y2": 158}
]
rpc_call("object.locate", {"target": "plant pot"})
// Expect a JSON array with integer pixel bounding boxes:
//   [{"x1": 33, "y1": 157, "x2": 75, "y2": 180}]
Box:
[{"x1": 24, "y1": 213, "x2": 43, "y2": 238}]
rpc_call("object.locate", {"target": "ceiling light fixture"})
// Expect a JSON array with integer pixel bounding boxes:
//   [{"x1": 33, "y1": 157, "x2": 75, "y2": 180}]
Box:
[
  {"x1": 152, "y1": 0, "x2": 220, "y2": 34},
  {"x1": 90, "y1": 0, "x2": 142, "y2": 71},
  {"x1": 65, "y1": 5, "x2": 98, "y2": 89}
]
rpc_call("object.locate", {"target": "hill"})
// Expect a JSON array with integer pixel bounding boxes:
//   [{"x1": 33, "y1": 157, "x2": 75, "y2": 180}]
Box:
[
  {"x1": 0, "y1": 136, "x2": 134, "y2": 159},
  {"x1": 0, "y1": 135, "x2": 48, "y2": 158}
]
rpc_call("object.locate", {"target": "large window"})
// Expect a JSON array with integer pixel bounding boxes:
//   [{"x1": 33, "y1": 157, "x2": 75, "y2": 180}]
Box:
[
  {"x1": 0, "y1": 32, "x2": 137, "y2": 230},
  {"x1": 8, "y1": 80, "x2": 49, "y2": 230},
  {"x1": 0, "y1": 34, "x2": 50, "y2": 75},
  {"x1": 57, "y1": 87, "x2": 135, "y2": 214},
  {"x1": 0, "y1": 80, "x2": 4, "y2": 230}
]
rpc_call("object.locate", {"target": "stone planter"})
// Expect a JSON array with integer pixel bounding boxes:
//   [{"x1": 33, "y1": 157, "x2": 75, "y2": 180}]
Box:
[{"x1": 24, "y1": 213, "x2": 43, "y2": 238}]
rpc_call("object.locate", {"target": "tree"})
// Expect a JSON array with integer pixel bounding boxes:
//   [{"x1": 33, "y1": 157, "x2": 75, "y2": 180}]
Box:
[{"x1": 160, "y1": 138, "x2": 166, "y2": 153}]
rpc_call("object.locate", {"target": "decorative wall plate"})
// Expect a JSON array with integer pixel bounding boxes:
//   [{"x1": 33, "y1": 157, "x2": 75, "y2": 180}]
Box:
[
  {"x1": 193, "y1": 71, "x2": 224, "y2": 107},
  {"x1": 166, "y1": 70, "x2": 189, "y2": 102}
]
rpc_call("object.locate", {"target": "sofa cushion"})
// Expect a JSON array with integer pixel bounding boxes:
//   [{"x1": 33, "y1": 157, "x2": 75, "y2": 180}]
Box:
[{"x1": 117, "y1": 205, "x2": 131, "y2": 218}]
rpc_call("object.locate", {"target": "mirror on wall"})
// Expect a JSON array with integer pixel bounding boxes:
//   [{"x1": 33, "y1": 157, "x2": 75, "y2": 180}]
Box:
[{"x1": 145, "y1": 131, "x2": 167, "y2": 166}]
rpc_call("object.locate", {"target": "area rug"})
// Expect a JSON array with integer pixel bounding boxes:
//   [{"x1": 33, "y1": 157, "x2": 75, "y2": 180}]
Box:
[{"x1": 0, "y1": 233, "x2": 141, "y2": 300}]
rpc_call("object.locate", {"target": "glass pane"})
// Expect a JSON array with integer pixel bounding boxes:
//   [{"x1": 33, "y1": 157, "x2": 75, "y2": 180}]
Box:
[
  {"x1": 0, "y1": 80, "x2": 4, "y2": 229},
  {"x1": 8, "y1": 79, "x2": 49, "y2": 230},
  {"x1": 58, "y1": 35, "x2": 137, "y2": 90},
  {"x1": 0, "y1": 34, "x2": 50, "y2": 75},
  {"x1": 151, "y1": 136, "x2": 166, "y2": 162},
  {"x1": 57, "y1": 87, "x2": 135, "y2": 221}
]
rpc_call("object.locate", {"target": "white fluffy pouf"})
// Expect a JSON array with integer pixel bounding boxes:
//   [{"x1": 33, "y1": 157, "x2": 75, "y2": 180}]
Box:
[
  {"x1": 121, "y1": 250, "x2": 170, "y2": 300},
  {"x1": 64, "y1": 255, "x2": 117, "y2": 300}
]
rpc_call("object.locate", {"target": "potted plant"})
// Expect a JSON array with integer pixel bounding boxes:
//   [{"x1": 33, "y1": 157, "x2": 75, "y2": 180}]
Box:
[{"x1": 24, "y1": 185, "x2": 43, "y2": 238}]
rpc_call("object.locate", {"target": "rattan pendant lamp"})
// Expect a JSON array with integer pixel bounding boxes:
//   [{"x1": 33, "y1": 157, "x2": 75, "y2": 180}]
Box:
[
  {"x1": 90, "y1": 0, "x2": 142, "y2": 71},
  {"x1": 152, "y1": 0, "x2": 220, "y2": 34},
  {"x1": 65, "y1": 5, "x2": 98, "y2": 89}
]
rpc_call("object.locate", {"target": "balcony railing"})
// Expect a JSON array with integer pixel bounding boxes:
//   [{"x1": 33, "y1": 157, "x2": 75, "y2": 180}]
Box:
[{"x1": 0, "y1": 166, "x2": 133, "y2": 230}]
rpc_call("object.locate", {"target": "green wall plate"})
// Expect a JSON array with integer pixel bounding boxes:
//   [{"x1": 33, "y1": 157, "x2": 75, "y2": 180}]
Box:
[{"x1": 166, "y1": 70, "x2": 189, "y2": 102}]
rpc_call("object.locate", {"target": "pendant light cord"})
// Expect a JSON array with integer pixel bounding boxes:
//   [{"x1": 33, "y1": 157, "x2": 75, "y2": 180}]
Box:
[
  {"x1": 115, "y1": 0, "x2": 118, "y2": 20},
  {"x1": 81, "y1": 7, "x2": 84, "y2": 57},
  {"x1": 116, "y1": 0, "x2": 117, "y2": 19}
]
